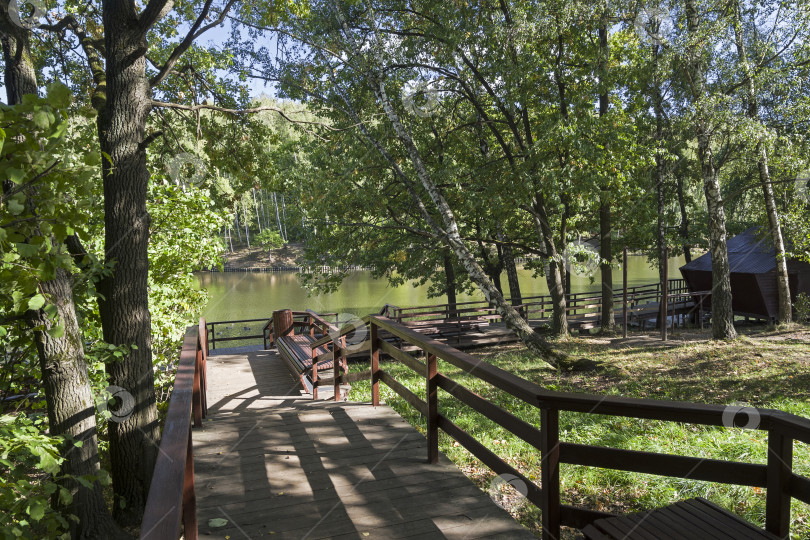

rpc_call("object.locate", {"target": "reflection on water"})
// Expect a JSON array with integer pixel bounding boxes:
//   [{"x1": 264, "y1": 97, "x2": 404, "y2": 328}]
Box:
[{"x1": 198, "y1": 255, "x2": 686, "y2": 322}]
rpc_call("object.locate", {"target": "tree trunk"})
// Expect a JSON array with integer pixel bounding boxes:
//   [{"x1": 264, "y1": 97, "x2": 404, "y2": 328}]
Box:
[
  {"x1": 29, "y1": 268, "x2": 128, "y2": 539},
  {"x1": 1, "y1": 15, "x2": 124, "y2": 536},
  {"x1": 675, "y1": 168, "x2": 692, "y2": 263},
  {"x1": 253, "y1": 188, "x2": 262, "y2": 233},
  {"x1": 732, "y1": 2, "x2": 791, "y2": 324},
  {"x1": 98, "y1": 6, "x2": 160, "y2": 524},
  {"x1": 653, "y1": 48, "x2": 667, "y2": 286},
  {"x1": 281, "y1": 194, "x2": 288, "y2": 241},
  {"x1": 244, "y1": 201, "x2": 250, "y2": 247},
  {"x1": 500, "y1": 233, "x2": 523, "y2": 312},
  {"x1": 443, "y1": 250, "x2": 458, "y2": 317},
  {"x1": 685, "y1": 0, "x2": 737, "y2": 340},
  {"x1": 530, "y1": 195, "x2": 568, "y2": 335},
  {"x1": 599, "y1": 190, "x2": 615, "y2": 333},
  {"x1": 0, "y1": 15, "x2": 37, "y2": 105},
  {"x1": 598, "y1": 21, "x2": 615, "y2": 334}
]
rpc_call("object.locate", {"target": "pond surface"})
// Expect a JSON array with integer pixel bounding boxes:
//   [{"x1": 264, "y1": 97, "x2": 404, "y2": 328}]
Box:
[{"x1": 199, "y1": 255, "x2": 686, "y2": 322}]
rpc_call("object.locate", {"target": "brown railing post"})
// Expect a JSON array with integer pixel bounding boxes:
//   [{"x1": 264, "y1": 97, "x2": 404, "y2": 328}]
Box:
[
  {"x1": 370, "y1": 323, "x2": 380, "y2": 407},
  {"x1": 426, "y1": 353, "x2": 439, "y2": 464},
  {"x1": 541, "y1": 408, "x2": 560, "y2": 540},
  {"x1": 312, "y1": 348, "x2": 319, "y2": 401},
  {"x1": 661, "y1": 247, "x2": 669, "y2": 342},
  {"x1": 199, "y1": 319, "x2": 208, "y2": 417},
  {"x1": 182, "y1": 426, "x2": 198, "y2": 540},
  {"x1": 334, "y1": 337, "x2": 344, "y2": 402},
  {"x1": 766, "y1": 429, "x2": 793, "y2": 537},
  {"x1": 623, "y1": 246, "x2": 628, "y2": 339},
  {"x1": 193, "y1": 338, "x2": 203, "y2": 428}
]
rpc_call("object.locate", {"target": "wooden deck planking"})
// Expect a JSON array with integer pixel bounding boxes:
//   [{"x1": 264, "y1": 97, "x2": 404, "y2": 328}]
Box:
[{"x1": 196, "y1": 349, "x2": 536, "y2": 539}]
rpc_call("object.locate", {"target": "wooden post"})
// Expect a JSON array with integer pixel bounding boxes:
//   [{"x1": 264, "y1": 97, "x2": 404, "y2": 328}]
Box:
[
  {"x1": 333, "y1": 337, "x2": 342, "y2": 402},
  {"x1": 426, "y1": 353, "x2": 438, "y2": 464},
  {"x1": 661, "y1": 247, "x2": 669, "y2": 342},
  {"x1": 766, "y1": 430, "x2": 793, "y2": 537},
  {"x1": 540, "y1": 408, "x2": 560, "y2": 540},
  {"x1": 623, "y1": 246, "x2": 628, "y2": 339},
  {"x1": 370, "y1": 323, "x2": 380, "y2": 407},
  {"x1": 311, "y1": 348, "x2": 319, "y2": 401},
  {"x1": 193, "y1": 342, "x2": 203, "y2": 428},
  {"x1": 182, "y1": 427, "x2": 198, "y2": 540}
]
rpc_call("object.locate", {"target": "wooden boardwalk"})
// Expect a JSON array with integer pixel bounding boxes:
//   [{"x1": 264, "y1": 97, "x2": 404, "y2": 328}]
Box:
[{"x1": 193, "y1": 348, "x2": 536, "y2": 539}]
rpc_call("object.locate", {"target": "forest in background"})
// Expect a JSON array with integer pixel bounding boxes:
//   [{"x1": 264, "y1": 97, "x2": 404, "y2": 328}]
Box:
[{"x1": 0, "y1": 0, "x2": 809, "y2": 537}]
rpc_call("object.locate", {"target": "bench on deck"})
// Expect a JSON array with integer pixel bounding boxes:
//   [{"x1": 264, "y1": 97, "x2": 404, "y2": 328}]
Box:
[
  {"x1": 582, "y1": 497, "x2": 778, "y2": 539},
  {"x1": 266, "y1": 309, "x2": 348, "y2": 400},
  {"x1": 401, "y1": 315, "x2": 489, "y2": 342}
]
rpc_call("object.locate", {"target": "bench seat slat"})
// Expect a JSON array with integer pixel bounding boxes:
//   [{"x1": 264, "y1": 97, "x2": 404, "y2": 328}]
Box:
[
  {"x1": 583, "y1": 498, "x2": 778, "y2": 539},
  {"x1": 275, "y1": 334, "x2": 345, "y2": 396},
  {"x1": 664, "y1": 503, "x2": 737, "y2": 540}
]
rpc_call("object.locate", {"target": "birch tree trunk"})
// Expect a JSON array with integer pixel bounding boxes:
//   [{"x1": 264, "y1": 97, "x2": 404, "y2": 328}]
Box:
[
  {"x1": 732, "y1": 2, "x2": 791, "y2": 324},
  {"x1": 330, "y1": 4, "x2": 564, "y2": 365},
  {"x1": 372, "y1": 79, "x2": 561, "y2": 364}
]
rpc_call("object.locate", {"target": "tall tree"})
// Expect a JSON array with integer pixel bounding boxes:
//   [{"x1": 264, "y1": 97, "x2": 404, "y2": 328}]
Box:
[
  {"x1": 683, "y1": 0, "x2": 737, "y2": 339},
  {"x1": 731, "y1": 0, "x2": 791, "y2": 324},
  {"x1": 0, "y1": 11, "x2": 123, "y2": 530},
  {"x1": 598, "y1": 15, "x2": 615, "y2": 334}
]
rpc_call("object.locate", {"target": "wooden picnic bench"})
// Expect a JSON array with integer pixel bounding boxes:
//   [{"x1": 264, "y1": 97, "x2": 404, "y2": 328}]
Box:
[
  {"x1": 265, "y1": 309, "x2": 348, "y2": 400},
  {"x1": 582, "y1": 497, "x2": 778, "y2": 539},
  {"x1": 402, "y1": 315, "x2": 489, "y2": 342}
]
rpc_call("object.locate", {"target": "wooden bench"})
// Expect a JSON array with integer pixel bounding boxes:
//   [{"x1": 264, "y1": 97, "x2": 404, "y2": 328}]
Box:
[
  {"x1": 582, "y1": 497, "x2": 778, "y2": 539},
  {"x1": 402, "y1": 316, "x2": 489, "y2": 341},
  {"x1": 267, "y1": 309, "x2": 348, "y2": 400}
]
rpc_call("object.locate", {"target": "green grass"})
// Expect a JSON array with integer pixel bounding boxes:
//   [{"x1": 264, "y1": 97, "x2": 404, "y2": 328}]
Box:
[{"x1": 348, "y1": 326, "x2": 810, "y2": 538}]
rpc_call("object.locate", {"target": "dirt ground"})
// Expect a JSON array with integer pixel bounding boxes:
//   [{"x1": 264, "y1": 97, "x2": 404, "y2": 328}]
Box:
[{"x1": 221, "y1": 242, "x2": 305, "y2": 269}]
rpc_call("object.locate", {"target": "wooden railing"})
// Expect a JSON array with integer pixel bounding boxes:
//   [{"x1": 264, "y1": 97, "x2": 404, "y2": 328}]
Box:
[
  {"x1": 206, "y1": 317, "x2": 267, "y2": 350},
  {"x1": 333, "y1": 315, "x2": 810, "y2": 539},
  {"x1": 386, "y1": 279, "x2": 690, "y2": 326},
  {"x1": 140, "y1": 319, "x2": 208, "y2": 540}
]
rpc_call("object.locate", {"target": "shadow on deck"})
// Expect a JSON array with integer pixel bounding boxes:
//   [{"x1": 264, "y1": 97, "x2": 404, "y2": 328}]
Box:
[{"x1": 194, "y1": 348, "x2": 535, "y2": 539}]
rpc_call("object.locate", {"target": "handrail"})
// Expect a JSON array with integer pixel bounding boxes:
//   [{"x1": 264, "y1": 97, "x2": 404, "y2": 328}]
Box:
[
  {"x1": 140, "y1": 319, "x2": 208, "y2": 540},
  {"x1": 359, "y1": 315, "x2": 810, "y2": 538}
]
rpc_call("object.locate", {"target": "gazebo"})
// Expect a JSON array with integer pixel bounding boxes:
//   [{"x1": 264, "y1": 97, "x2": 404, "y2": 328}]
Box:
[{"x1": 679, "y1": 227, "x2": 810, "y2": 321}]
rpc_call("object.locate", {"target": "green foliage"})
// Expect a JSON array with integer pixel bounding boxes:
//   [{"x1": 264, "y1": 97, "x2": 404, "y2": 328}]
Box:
[
  {"x1": 147, "y1": 181, "x2": 226, "y2": 394},
  {"x1": 255, "y1": 228, "x2": 284, "y2": 248},
  {"x1": 0, "y1": 84, "x2": 99, "y2": 322},
  {"x1": 0, "y1": 414, "x2": 71, "y2": 539}
]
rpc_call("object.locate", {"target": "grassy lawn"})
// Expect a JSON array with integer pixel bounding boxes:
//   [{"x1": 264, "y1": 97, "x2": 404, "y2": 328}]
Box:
[{"x1": 347, "y1": 326, "x2": 810, "y2": 538}]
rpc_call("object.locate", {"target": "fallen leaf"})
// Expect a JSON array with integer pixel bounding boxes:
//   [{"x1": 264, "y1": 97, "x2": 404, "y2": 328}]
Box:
[{"x1": 208, "y1": 518, "x2": 228, "y2": 528}]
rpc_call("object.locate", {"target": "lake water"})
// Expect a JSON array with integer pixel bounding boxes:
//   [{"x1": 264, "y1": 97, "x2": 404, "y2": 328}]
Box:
[{"x1": 199, "y1": 255, "x2": 686, "y2": 322}]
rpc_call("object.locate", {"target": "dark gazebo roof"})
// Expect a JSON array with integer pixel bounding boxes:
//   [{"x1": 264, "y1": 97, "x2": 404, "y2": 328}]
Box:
[{"x1": 681, "y1": 227, "x2": 780, "y2": 275}]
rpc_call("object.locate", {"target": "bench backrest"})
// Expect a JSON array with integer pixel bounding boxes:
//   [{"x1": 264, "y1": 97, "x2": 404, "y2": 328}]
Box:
[{"x1": 273, "y1": 309, "x2": 294, "y2": 338}]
